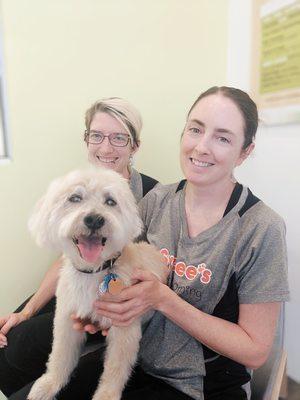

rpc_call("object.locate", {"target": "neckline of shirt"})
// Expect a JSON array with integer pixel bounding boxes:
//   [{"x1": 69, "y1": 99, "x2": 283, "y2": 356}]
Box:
[{"x1": 178, "y1": 183, "x2": 248, "y2": 243}]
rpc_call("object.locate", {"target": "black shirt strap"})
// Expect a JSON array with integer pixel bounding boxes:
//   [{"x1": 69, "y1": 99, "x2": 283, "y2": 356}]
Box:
[
  {"x1": 176, "y1": 179, "x2": 187, "y2": 193},
  {"x1": 140, "y1": 173, "x2": 158, "y2": 197},
  {"x1": 223, "y1": 183, "x2": 243, "y2": 217}
]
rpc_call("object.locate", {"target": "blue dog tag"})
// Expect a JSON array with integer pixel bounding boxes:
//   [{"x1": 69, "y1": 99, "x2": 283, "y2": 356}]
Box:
[{"x1": 98, "y1": 273, "x2": 118, "y2": 295}]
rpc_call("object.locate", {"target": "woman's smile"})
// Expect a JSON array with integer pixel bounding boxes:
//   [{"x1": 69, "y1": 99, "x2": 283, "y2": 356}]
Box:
[
  {"x1": 96, "y1": 155, "x2": 118, "y2": 164},
  {"x1": 190, "y1": 158, "x2": 214, "y2": 168}
]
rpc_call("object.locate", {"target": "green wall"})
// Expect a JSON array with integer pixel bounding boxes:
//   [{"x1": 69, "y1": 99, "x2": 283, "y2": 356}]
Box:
[{"x1": 0, "y1": 0, "x2": 229, "y2": 317}]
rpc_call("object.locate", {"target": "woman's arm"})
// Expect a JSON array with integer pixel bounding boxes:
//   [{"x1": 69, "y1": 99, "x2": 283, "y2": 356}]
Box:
[
  {"x1": 158, "y1": 286, "x2": 280, "y2": 369},
  {"x1": 93, "y1": 269, "x2": 281, "y2": 370},
  {"x1": 0, "y1": 257, "x2": 62, "y2": 346}
]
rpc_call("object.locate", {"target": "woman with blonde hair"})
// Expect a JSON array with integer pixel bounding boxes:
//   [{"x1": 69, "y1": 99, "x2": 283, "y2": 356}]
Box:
[{"x1": 0, "y1": 97, "x2": 158, "y2": 398}]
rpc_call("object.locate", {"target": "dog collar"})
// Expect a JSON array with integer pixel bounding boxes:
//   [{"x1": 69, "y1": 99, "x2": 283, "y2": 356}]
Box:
[{"x1": 75, "y1": 254, "x2": 120, "y2": 274}]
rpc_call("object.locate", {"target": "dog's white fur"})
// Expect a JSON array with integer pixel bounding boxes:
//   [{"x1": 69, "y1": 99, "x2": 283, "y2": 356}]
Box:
[{"x1": 27, "y1": 168, "x2": 166, "y2": 400}]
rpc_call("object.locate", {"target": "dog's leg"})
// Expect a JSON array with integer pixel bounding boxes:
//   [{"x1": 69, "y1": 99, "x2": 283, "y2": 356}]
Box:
[
  {"x1": 92, "y1": 321, "x2": 142, "y2": 400},
  {"x1": 27, "y1": 310, "x2": 86, "y2": 400}
]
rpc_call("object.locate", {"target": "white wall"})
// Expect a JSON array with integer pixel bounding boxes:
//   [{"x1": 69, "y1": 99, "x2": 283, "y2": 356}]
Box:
[{"x1": 228, "y1": 0, "x2": 300, "y2": 383}]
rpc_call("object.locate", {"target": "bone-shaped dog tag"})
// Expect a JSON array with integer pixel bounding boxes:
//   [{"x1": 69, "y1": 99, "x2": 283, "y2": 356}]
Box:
[{"x1": 108, "y1": 277, "x2": 124, "y2": 295}]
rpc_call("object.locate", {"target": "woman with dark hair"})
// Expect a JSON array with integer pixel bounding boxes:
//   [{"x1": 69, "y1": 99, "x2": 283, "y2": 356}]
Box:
[{"x1": 6, "y1": 87, "x2": 289, "y2": 400}]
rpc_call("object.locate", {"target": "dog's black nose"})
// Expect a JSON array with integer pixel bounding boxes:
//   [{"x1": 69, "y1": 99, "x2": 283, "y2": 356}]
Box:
[{"x1": 84, "y1": 214, "x2": 105, "y2": 230}]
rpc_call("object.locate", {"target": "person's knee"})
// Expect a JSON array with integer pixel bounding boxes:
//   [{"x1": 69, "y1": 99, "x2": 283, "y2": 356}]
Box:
[
  {"x1": 2, "y1": 322, "x2": 33, "y2": 370},
  {"x1": 0, "y1": 346, "x2": 10, "y2": 377},
  {"x1": 4, "y1": 313, "x2": 53, "y2": 371},
  {"x1": 0, "y1": 347, "x2": 18, "y2": 396},
  {"x1": 0, "y1": 314, "x2": 53, "y2": 396}
]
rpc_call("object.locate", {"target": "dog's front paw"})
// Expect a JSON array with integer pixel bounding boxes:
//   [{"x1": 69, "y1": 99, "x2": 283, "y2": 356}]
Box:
[{"x1": 27, "y1": 374, "x2": 60, "y2": 400}]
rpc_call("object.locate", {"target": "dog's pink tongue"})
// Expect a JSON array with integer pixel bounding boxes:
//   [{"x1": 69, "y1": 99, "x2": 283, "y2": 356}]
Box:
[{"x1": 77, "y1": 240, "x2": 104, "y2": 263}]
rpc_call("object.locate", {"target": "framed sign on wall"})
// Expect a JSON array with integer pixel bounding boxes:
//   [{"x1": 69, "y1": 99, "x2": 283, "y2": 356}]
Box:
[{"x1": 252, "y1": 0, "x2": 300, "y2": 125}]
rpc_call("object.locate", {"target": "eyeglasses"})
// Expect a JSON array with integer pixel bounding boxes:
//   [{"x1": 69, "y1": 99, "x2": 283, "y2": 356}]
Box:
[{"x1": 84, "y1": 130, "x2": 131, "y2": 147}]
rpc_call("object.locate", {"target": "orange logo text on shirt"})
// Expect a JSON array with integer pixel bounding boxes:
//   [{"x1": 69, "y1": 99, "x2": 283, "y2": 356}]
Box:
[{"x1": 160, "y1": 248, "x2": 212, "y2": 284}]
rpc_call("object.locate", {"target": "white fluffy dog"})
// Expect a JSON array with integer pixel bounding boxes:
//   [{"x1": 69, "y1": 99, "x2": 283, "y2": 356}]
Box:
[{"x1": 27, "y1": 168, "x2": 166, "y2": 400}]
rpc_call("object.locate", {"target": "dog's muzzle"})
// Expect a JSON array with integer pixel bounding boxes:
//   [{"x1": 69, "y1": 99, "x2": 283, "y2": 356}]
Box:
[{"x1": 73, "y1": 214, "x2": 107, "y2": 264}]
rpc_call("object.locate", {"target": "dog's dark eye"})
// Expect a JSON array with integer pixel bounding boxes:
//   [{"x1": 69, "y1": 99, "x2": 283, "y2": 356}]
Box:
[
  {"x1": 105, "y1": 197, "x2": 117, "y2": 206},
  {"x1": 68, "y1": 194, "x2": 82, "y2": 203}
]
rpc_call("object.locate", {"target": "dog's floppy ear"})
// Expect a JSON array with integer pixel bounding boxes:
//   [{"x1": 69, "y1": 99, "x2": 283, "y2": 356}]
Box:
[
  {"x1": 102, "y1": 170, "x2": 143, "y2": 241},
  {"x1": 124, "y1": 202, "x2": 143, "y2": 240},
  {"x1": 28, "y1": 194, "x2": 51, "y2": 247},
  {"x1": 28, "y1": 177, "x2": 62, "y2": 248},
  {"x1": 119, "y1": 183, "x2": 143, "y2": 240}
]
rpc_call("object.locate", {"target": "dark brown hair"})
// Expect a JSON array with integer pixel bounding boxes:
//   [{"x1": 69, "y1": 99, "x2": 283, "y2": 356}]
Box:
[{"x1": 188, "y1": 86, "x2": 258, "y2": 149}]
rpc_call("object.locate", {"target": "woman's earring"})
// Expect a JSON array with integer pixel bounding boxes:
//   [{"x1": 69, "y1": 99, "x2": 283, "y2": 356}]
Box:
[
  {"x1": 129, "y1": 154, "x2": 134, "y2": 168},
  {"x1": 230, "y1": 173, "x2": 237, "y2": 184}
]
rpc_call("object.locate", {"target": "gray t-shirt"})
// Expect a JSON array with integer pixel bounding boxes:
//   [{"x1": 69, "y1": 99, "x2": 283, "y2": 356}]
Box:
[{"x1": 138, "y1": 181, "x2": 289, "y2": 400}]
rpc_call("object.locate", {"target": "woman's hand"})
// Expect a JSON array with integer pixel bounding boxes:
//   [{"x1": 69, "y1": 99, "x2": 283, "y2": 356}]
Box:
[
  {"x1": 93, "y1": 269, "x2": 169, "y2": 327},
  {"x1": 70, "y1": 314, "x2": 102, "y2": 335},
  {"x1": 0, "y1": 312, "x2": 30, "y2": 347}
]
